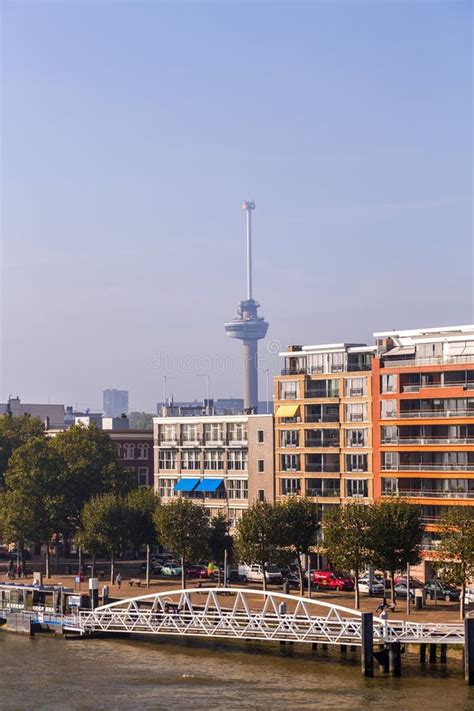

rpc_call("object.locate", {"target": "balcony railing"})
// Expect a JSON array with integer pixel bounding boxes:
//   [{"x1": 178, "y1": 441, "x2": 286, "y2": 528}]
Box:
[
  {"x1": 306, "y1": 414, "x2": 340, "y2": 423},
  {"x1": 281, "y1": 368, "x2": 307, "y2": 375},
  {"x1": 382, "y1": 463, "x2": 474, "y2": 471},
  {"x1": 345, "y1": 413, "x2": 367, "y2": 422},
  {"x1": 306, "y1": 488, "x2": 340, "y2": 498},
  {"x1": 386, "y1": 410, "x2": 474, "y2": 419},
  {"x1": 382, "y1": 354, "x2": 474, "y2": 368},
  {"x1": 306, "y1": 439, "x2": 340, "y2": 448},
  {"x1": 381, "y1": 437, "x2": 474, "y2": 445},
  {"x1": 349, "y1": 388, "x2": 366, "y2": 396},
  {"x1": 401, "y1": 382, "x2": 470, "y2": 393},
  {"x1": 305, "y1": 390, "x2": 339, "y2": 399},
  {"x1": 306, "y1": 463, "x2": 340, "y2": 473},
  {"x1": 181, "y1": 439, "x2": 201, "y2": 446},
  {"x1": 159, "y1": 439, "x2": 179, "y2": 446},
  {"x1": 383, "y1": 490, "x2": 474, "y2": 499}
]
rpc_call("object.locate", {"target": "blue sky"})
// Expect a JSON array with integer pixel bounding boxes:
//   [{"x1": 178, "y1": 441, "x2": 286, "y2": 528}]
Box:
[{"x1": 1, "y1": 1, "x2": 472, "y2": 411}]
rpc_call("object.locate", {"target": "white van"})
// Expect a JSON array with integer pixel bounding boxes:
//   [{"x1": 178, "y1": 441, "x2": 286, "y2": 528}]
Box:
[
  {"x1": 238, "y1": 563, "x2": 283, "y2": 584},
  {"x1": 465, "y1": 587, "x2": 474, "y2": 605}
]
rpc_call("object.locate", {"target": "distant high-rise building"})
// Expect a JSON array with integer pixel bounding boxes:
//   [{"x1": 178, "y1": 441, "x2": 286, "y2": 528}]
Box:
[{"x1": 103, "y1": 389, "x2": 129, "y2": 418}]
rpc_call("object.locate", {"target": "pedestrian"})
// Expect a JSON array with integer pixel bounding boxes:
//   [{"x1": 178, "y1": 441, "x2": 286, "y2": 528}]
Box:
[
  {"x1": 21, "y1": 560, "x2": 26, "y2": 578},
  {"x1": 7, "y1": 560, "x2": 14, "y2": 579},
  {"x1": 115, "y1": 572, "x2": 122, "y2": 589},
  {"x1": 375, "y1": 597, "x2": 387, "y2": 614},
  {"x1": 16, "y1": 563, "x2": 22, "y2": 579},
  {"x1": 278, "y1": 600, "x2": 287, "y2": 617},
  {"x1": 380, "y1": 608, "x2": 389, "y2": 641}
]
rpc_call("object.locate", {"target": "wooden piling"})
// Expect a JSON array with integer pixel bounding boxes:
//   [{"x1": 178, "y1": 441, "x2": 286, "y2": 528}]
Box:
[
  {"x1": 389, "y1": 642, "x2": 402, "y2": 676},
  {"x1": 419, "y1": 643, "x2": 426, "y2": 663},
  {"x1": 429, "y1": 643, "x2": 437, "y2": 664},
  {"x1": 440, "y1": 645, "x2": 447, "y2": 664},
  {"x1": 361, "y1": 612, "x2": 374, "y2": 677}
]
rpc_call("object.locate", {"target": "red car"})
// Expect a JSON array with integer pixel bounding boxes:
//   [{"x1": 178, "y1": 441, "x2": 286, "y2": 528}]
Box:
[
  {"x1": 185, "y1": 564, "x2": 208, "y2": 579},
  {"x1": 312, "y1": 570, "x2": 355, "y2": 591}
]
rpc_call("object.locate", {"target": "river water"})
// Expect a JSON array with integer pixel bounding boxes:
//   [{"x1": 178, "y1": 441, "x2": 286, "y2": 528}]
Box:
[{"x1": 1, "y1": 633, "x2": 473, "y2": 711}]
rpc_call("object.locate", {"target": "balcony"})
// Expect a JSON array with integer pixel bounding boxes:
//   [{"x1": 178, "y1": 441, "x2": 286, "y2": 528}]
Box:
[
  {"x1": 306, "y1": 438, "x2": 340, "y2": 448},
  {"x1": 306, "y1": 463, "x2": 340, "y2": 473},
  {"x1": 306, "y1": 488, "x2": 340, "y2": 498},
  {"x1": 382, "y1": 354, "x2": 474, "y2": 368},
  {"x1": 381, "y1": 437, "x2": 474, "y2": 445},
  {"x1": 384, "y1": 490, "x2": 474, "y2": 500},
  {"x1": 382, "y1": 463, "x2": 474, "y2": 472},
  {"x1": 181, "y1": 439, "x2": 201, "y2": 447},
  {"x1": 306, "y1": 414, "x2": 339, "y2": 423},
  {"x1": 159, "y1": 439, "x2": 179, "y2": 447},
  {"x1": 349, "y1": 388, "x2": 365, "y2": 397},
  {"x1": 281, "y1": 367, "x2": 307, "y2": 376},
  {"x1": 390, "y1": 410, "x2": 474, "y2": 419},
  {"x1": 205, "y1": 439, "x2": 224, "y2": 447},
  {"x1": 228, "y1": 439, "x2": 248, "y2": 447}
]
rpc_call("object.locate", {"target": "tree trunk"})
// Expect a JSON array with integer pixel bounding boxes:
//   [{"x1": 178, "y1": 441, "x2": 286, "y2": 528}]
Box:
[
  {"x1": 354, "y1": 570, "x2": 360, "y2": 610},
  {"x1": 91, "y1": 553, "x2": 96, "y2": 578},
  {"x1": 146, "y1": 544, "x2": 150, "y2": 589},
  {"x1": 181, "y1": 556, "x2": 186, "y2": 589},
  {"x1": 45, "y1": 548, "x2": 50, "y2": 579},
  {"x1": 390, "y1": 571, "x2": 396, "y2": 605},
  {"x1": 296, "y1": 556, "x2": 304, "y2": 597},
  {"x1": 461, "y1": 580, "x2": 466, "y2": 620},
  {"x1": 261, "y1": 560, "x2": 267, "y2": 592},
  {"x1": 110, "y1": 551, "x2": 115, "y2": 585},
  {"x1": 55, "y1": 541, "x2": 59, "y2": 572},
  {"x1": 78, "y1": 547, "x2": 83, "y2": 574}
]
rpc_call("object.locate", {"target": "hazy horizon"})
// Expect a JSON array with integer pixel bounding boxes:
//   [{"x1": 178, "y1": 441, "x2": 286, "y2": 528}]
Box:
[{"x1": 1, "y1": 1, "x2": 472, "y2": 411}]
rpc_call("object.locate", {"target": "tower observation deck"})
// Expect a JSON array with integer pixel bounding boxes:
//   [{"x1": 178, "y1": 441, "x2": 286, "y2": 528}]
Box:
[{"x1": 224, "y1": 202, "x2": 269, "y2": 413}]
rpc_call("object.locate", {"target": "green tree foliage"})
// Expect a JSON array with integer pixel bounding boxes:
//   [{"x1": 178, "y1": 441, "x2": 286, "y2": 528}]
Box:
[
  {"x1": 0, "y1": 437, "x2": 65, "y2": 575},
  {"x1": 128, "y1": 412, "x2": 154, "y2": 430},
  {"x1": 0, "y1": 414, "x2": 45, "y2": 486},
  {"x1": 127, "y1": 488, "x2": 160, "y2": 552},
  {"x1": 323, "y1": 503, "x2": 373, "y2": 609},
  {"x1": 51, "y1": 424, "x2": 136, "y2": 535},
  {"x1": 235, "y1": 502, "x2": 280, "y2": 591},
  {"x1": 77, "y1": 493, "x2": 129, "y2": 583},
  {"x1": 370, "y1": 499, "x2": 424, "y2": 603},
  {"x1": 209, "y1": 512, "x2": 233, "y2": 582},
  {"x1": 437, "y1": 507, "x2": 474, "y2": 619},
  {"x1": 275, "y1": 497, "x2": 320, "y2": 596},
  {"x1": 154, "y1": 499, "x2": 210, "y2": 589}
]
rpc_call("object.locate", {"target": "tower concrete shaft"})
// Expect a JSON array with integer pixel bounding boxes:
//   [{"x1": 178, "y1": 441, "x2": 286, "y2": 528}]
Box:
[{"x1": 224, "y1": 201, "x2": 269, "y2": 413}]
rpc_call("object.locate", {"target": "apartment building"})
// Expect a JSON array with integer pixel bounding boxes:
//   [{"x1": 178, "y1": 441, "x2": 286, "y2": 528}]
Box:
[
  {"x1": 274, "y1": 343, "x2": 376, "y2": 510},
  {"x1": 372, "y1": 324, "x2": 474, "y2": 552},
  {"x1": 108, "y1": 429, "x2": 154, "y2": 487},
  {"x1": 153, "y1": 414, "x2": 274, "y2": 526}
]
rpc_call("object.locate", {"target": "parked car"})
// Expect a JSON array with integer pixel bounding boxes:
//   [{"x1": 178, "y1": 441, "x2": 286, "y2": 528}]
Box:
[
  {"x1": 394, "y1": 575, "x2": 423, "y2": 588},
  {"x1": 185, "y1": 564, "x2": 208, "y2": 579},
  {"x1": 464, "y1": 587, "x2": 474, "y2": 605},
  {"x1": 394, "y1": 581, "x2": 415, "y2": 599},
  {"x1": 238, "y1": 564, "x2": 283, "y2": 584},
  {"x1": 227, "y1": 569, "x2": 246, "y2": 584},
  {"x1": 139, "y1": 562, "x2": 162, "y2": 575},
  {"x1": 312, "y1": 570, "x2": 354, "y2": 592},
  {"x1": 358, "y1": 577, "x2": 385, "y2": 595},
  {"x1": 160, "y1": 564, "x2": 183, "y2": 577},
  {"x1": 424, "y1": 580, "x2": 460, "y2": 602}
]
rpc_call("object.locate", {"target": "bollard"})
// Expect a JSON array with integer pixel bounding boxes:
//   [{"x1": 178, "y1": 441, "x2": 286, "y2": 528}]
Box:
[
  {"x1": 419, "y1": 643, "x2": 427, "y2": 663},
  {"x1": 465, "y1": 618, "x2": 474, "y2": 685},
  {"x1": 429, "y1": 644, "x2": 437, "y2": 664},
  {"x1": 389, "y1": 642, "x2": 402, "y2": 676},
  {"x1": 361, "y1": 612, "x2": 374, "y2": 677},
  {"x1": 440, "y1": 645, "x2": 447, "y2": 664}
]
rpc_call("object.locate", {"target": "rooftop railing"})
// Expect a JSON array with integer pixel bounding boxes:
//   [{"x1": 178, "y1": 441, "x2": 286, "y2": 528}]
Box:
[{"x1": 382, "y1": 354, "x2": 474, "y2": 368}]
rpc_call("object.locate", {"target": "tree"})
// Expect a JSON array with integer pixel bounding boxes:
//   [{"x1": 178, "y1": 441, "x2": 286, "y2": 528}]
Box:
[
  {"x1": 323, "y1": 503, "x2": 373, "y2": 609},
  {"x1": 437, "y1": 507, "x2": 474, "y2": 619},
  {"x1": 0, "y1": 437, "x2": 65, "y2": 576},
  {"x1": 128, "y1": 412, "x2": 154, "y2": 430},
  {"x1": 370, "y1": 499, "x2": 424, "y2": 604},
  {"x1": 51, "y1": 424, "x2": 136, "y2": 538},
  {"x1": 77, "y1": 493, "x2": 129, "y2": 584},
  {"x1": 154, "y1": 499, "x2": 210, "y2": 589},
  {"x1": 275, "y1": 497, "x2": 320, "y2": 596},
  {"x1": 208, "y1": 512, "x2": 233, "y2": 584},
  {"x1": 235, "y1": 502, "x2": 279, "y2": 592},
  {"x1": 0, "y1": 414, "x2": 45, "y2": 486},
  {"x1": 127, "y1": 488, "x2": 160, "y2": 586}
]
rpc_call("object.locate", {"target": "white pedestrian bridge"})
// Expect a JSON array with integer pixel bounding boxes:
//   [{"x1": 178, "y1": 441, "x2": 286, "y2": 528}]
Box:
[{"x1": 64, "y1": 587, "x2": 465, "y2": 646}]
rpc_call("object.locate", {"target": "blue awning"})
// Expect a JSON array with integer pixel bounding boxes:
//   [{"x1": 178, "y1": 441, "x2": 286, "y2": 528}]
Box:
[
  {"x1": 174, "y1": 478, "x2": 200, "y2": 492},
  {"x1": 195, "y1": 478, "x2": 224, "y2": 492}
]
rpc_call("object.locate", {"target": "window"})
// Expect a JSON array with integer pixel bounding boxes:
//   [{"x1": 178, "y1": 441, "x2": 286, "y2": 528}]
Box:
[
  {"x1": 307, "y1": 353, "x2": 325, "y2": 374},
  {"x1": 306, "y1": 380, "x2": 339, "y2": 398},
  {"x1": 280, "y1": 430, "x2": 299, "y2": 447},
  {"x1": 137, "y1": 443, "x2": 150, "y2": 459},
  {"x1": 330, "y1": 352, "x2": 345, "y2": 372},
  {"x1": 346, "y1": 479, "x2": 368, "y2": 498},
  {"x1": 279, "y1": 381, "x2": 299, "y2": 400},
  {"x1": 344, "y1": 377, "x2": 367, "y2": 397},
  {"x1": 345, "y1": 403, "x2": 367, "y2": 422},
  {"x1": 138, "y1": 467, "x2": 148, "y2": 486},
  {"x1": 306, "y1": 429, "x2": 339, "y2": 447},
  {"x1": 182, "y1": 423, "x2": 199, "y2": 443},
  {"x1": 227, "y1": 449, "x2": 248, "y2": 471},
  {"x1": 258, "y1": 460, "x2": 265, "y2": 473},
  {"x1": 280, "y1": 453, "x2": 300, "y2": 472},
  {"x1": 228, "y1": 422, "x2": 247, "y2": 443},
  {"x1": 381, "y1": 400, "x2": 397, "y2": 419},
  {"x1": 345, "y1": 453, "x2": 368, "y2": 472},
  {"x1": 158, "y1": 478, "x2": 176, "y2": 497},
  {"x1": 115, "y1": 444, "x2": 122, "y2": 458},
  {"x1": 161, "y1": 425, "x2": 178, "y2": 442},
  {"x1": 382, "y1": 452, "x2": 399, "y2": 470},
  {"x1": 345, "y1": 429, "x2": 367, "y2": 447},
  {"x1": 382, "y1": 478, "x2": 398, "y2": 496},
  {"x1": 181, "y1": 450, "x2": 201, "y2": 470},
  {"x1": 280, "y1": 478, "x2": 301, "y2": 495},
  {"x1": 227, "y1": 479, "x2": 248, "y2": 499},
  {"x1": 204, "y1": 423, "x2": 224, "y2": 443},
  {"x1": 258, "y1": 489, "x2": 265, "y2": 502},
  {"x1": 204, "y1": 449, "x2": 224, "y2": 471},
  {"x1": 381, "y1": 426, "x2": 398, "y2": 443},
  {"x1": 257, "y1": 430, "x2": 264, "y2": 443},
  {"x1": 123, "y1": 443, "x2": 135, "y2": 460},
  {"x1": 159, "y1": 450, "x2": 177, "y2": 470},
  {"x1": 381, "y1": 374, "x2": 397, "y2": 393}
]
